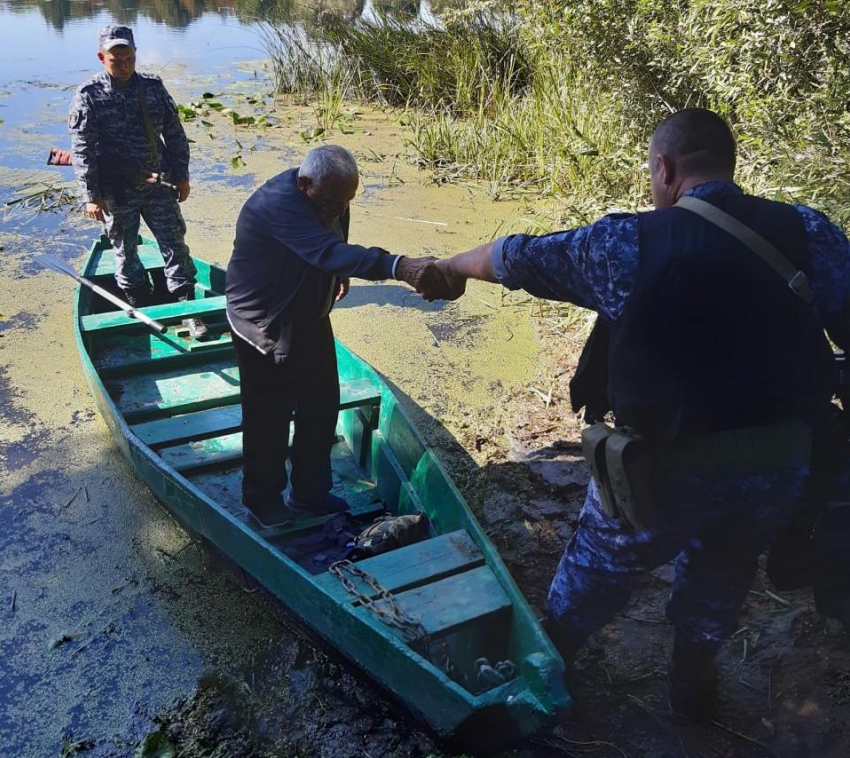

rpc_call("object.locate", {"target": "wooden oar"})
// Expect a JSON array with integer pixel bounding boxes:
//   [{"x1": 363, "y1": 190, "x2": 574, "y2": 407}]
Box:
[{"x1": 36, "y1": 254, "x2": 167, "y2": 334}]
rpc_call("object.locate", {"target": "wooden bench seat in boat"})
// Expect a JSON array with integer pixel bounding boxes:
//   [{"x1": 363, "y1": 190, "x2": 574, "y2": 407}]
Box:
[
  {"x1": 112, "y1": 359, "x2": 241, "y2": 422},
  {"x1": 315, "y1": 529, "x2": 485, "y2": 601},
  {"x1": 366, "y1": 564, "x2": 511, "y2": 641},
  {"x1": 130, "y1": 378, "x2": 382, "y2": 447},
  {"x1": 80, "y1": 295, "x2": 228, "y2": 333},
  {"x1": 317, "y1": 531, "x2": 511, "y2": 640},
  {"x1": 95, "y1": 327, "x2": 235, "y2": 378}
]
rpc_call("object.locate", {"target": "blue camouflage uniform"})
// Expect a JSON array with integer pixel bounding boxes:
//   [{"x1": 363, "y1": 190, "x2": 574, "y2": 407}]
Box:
[
  {"x1": 492, "y1": 180, "x2": 850, "y2": 648},
  {"x1": 68, "y1": 70, "x2": 196, "y2": 296}
]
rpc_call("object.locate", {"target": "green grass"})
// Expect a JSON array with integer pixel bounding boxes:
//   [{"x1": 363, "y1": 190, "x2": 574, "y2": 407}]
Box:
[{"x1": 255, "y1": 2, "x2": 850, "y2": 228}]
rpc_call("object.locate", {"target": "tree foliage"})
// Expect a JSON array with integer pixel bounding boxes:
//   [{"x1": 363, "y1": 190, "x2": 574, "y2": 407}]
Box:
[{"x1": 517, "y1": 0, "x2": 850, "y2": 220}]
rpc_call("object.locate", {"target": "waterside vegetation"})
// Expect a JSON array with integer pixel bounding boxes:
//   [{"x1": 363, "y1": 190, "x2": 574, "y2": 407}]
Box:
[{"x1": 259, "y1": 0, "x2": 850, "y2": 227}]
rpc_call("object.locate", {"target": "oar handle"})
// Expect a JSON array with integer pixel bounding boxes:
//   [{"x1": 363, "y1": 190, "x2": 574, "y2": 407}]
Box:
[{"x1": 77, "y1": 275, "x2": 168, "y2": 334}]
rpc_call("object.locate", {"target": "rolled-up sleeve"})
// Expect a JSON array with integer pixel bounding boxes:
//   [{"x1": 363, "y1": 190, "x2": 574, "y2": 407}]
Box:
[{"x1": 494, "y1": 213, "x2": 639, "y2": 320}]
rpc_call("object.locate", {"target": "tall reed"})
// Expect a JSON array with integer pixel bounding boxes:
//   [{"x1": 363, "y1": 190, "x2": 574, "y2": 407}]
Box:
[{"x1": 257, "y1": 2, "x2": 850, "y2": 226}]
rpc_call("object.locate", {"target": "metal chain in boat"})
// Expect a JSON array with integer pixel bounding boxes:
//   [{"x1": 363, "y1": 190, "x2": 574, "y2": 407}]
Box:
[
  {"x1": 329, "y1": 559, "x2": 431, "y2": 651},
  {"x1": 328, "y1": 559, "x2": 459, "y2": 678}
]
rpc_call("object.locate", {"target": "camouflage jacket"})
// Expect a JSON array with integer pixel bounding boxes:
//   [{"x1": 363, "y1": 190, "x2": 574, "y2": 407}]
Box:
[
  {"x1": 68, "y1": 71, "x2": 190, "y2": 202},
  {"x1": 492, "y1": 180, "x2": 850, "y2": 349}
]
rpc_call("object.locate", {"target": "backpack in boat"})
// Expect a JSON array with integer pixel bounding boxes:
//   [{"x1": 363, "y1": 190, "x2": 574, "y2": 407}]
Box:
[{"x1": 354, "y1": 513, "x2": 430, "y2": 558}]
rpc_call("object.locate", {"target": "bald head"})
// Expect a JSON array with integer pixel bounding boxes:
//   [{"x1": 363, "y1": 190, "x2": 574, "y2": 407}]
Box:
[{"x1": 649, "y1": 109, "x2": 736, "y2": 208}]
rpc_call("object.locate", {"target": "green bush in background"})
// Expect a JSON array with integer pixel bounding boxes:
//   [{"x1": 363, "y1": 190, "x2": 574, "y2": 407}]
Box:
[
  {"x1": 518, "y1": 0, "x2": 850, "y2": 221},
  {"x1": 261, "y1": 0, "x2": 850, "y2": 225}
]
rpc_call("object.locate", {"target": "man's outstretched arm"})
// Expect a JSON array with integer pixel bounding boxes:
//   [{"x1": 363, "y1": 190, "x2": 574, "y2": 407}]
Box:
[
  {"x1": 433, "y1": 214, "x2": 640, "y2": 320},
  {"x1": 438, "y1": 242, "x2": 498, "y2": 284}
]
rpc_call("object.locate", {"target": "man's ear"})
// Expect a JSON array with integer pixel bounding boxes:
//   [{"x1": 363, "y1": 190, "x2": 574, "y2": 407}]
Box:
[
  {"x1": 658, "y1": 153, "x2": 676, "y2": 188},
  {"x1": 97, "y1": 50, "x2": 106, "y2": 63},
  {"x1": 296, "y1": 175, "x2": 312, "y2": 193}
]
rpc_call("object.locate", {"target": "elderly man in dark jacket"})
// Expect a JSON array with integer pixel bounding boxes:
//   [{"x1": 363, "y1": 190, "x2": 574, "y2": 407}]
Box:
[{"x1": 226, "y1": 145, "x2": 447, "y2": 527}]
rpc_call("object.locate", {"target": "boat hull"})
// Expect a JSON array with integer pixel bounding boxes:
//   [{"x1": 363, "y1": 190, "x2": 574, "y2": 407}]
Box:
[{"x1": 72, "y1": 236, "x2": 571, "y2": 748}]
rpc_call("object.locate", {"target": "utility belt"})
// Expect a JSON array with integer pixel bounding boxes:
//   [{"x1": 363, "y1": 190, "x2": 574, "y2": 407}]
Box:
[
  {"x1": 581, "y1": 420, "x2": 813, "y2": 530},
  {"x1": 98, "y1": 164, "x2": 173, "y2": 207}
]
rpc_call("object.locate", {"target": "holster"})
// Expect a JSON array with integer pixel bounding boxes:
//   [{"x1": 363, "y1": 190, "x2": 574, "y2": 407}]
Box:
[
  {"x1": 581, "y1": 423, "x2": 658, "y2": 528},
  {"x1": 582, "y1": 420, "x2": 814, "y2": 531},
  {"x1": 580, "y1": 423, "x2": 618, "y2": 518}
]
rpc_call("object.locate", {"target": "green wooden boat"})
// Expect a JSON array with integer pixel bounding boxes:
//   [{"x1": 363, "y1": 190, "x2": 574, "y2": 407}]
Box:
[{"x1": 72, "y1": 235, "x2": 571, "y2": 750}]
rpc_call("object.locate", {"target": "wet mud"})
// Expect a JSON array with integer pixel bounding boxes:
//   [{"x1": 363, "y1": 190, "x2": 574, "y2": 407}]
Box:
[{"x1": 2, "y1": 55, "x2": 848, "y2": 758}]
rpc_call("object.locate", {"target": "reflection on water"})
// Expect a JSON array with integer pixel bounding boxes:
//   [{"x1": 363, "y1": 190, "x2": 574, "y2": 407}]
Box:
[{"x1": 0, "y1": 0, "x2": 467, "y2": 29}]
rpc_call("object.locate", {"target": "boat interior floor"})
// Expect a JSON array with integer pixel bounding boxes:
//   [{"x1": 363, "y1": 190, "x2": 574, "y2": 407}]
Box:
[{"x1": 85, "y1": 275, "x2": 517, "y2": 697}]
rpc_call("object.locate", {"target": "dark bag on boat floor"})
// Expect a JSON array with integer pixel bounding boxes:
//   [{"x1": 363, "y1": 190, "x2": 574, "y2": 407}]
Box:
[
  {"x1": 282, "y1": 512, "x2": 361, "y2": 574},
  {"x1": 354, "y1": 513, "x2": 430, "y2": 558}
]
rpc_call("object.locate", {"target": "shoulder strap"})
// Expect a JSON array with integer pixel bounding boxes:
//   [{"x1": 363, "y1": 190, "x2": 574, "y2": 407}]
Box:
[
  {"x1": 136, "y1": 77, "x2": 161, "y2": 166},
  {"x1": 675, "y1": 194, "x2": 814, "y2": 305}
]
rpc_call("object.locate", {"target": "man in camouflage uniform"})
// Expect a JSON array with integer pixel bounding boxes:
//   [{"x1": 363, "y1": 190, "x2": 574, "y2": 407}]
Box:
[
  {"x1": 432, "y1": 108, "x2": 850, "y2": 720},
  {"x1": 69, "y1": 25, "x2": 206, "y2": 338}
]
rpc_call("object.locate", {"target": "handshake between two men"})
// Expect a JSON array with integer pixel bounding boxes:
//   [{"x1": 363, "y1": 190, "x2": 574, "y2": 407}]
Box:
[{"x1": 394, "y1": 254, "x2": 472, "y2": 302}]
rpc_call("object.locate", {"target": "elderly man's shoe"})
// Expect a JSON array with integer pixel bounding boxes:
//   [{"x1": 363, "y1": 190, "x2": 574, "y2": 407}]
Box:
[
  {"x1": 243, "y1": 494, "x2": 293, "y2": 529},
  {"x1": 285, "y1": 492, "x2": 350, "y2": 516},
  {"x1": 181, "y1": 317, "x2": 208, "y2": 339}
]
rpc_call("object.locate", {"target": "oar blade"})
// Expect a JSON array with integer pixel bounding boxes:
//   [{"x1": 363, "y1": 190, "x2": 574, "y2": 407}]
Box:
[
  {"x1": 34, "y1": 253, "x2": 80, "y2": 280},
  {"x1": 36, "y1": 252, "x2": 169, "y2": 335}
]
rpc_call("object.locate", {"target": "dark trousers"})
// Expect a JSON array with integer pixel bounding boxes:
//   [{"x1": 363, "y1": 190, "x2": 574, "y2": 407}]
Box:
[{"x1": 234, "y1": 317, "x2": 340, "y2": 504}]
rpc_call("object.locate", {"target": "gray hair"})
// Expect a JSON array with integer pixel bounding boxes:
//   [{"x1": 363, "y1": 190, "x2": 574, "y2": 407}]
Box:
[{"x1": 298, "y1": 145, "x2": 359, "y2": 188}]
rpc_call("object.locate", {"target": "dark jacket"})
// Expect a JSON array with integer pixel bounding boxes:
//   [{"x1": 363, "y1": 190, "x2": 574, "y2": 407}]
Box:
[{"x1": 225, "y1": 168, "x2": 396, "y2": 361}]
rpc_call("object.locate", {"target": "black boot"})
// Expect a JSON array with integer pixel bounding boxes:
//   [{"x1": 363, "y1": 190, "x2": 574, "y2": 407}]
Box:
[
  {"x1": 123, "y1": 287, "x2": 152, "y2": 309},
  {"x1": 177, "y1": 292, "x2": 208, "y2": 339},
  {"x1": 667, "y1": 635, "x2": 720, "y2": 722},
  {"x1": 542, "y1": 616, "x2": 586, "y2": 667},
  {"x1": 243, "y1": 491, "x2": 292, "y2": 529}
]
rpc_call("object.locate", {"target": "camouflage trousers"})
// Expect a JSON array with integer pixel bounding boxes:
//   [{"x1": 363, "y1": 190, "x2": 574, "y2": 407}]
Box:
[
  {"x1": 548, "y1": 467, "x2": 807, "y2": 645},
  {"x1": 102, "y1": 182, "x2": 196, "y2": 296}
]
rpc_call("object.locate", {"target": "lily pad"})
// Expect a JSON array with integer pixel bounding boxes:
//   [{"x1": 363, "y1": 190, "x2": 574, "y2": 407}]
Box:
[
  {"x1": 229, "y1": 111, "x2": 255, "y2": 126},
  {"x1": 299, "y1": 126, "x2": 325, "y2": 143}
]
